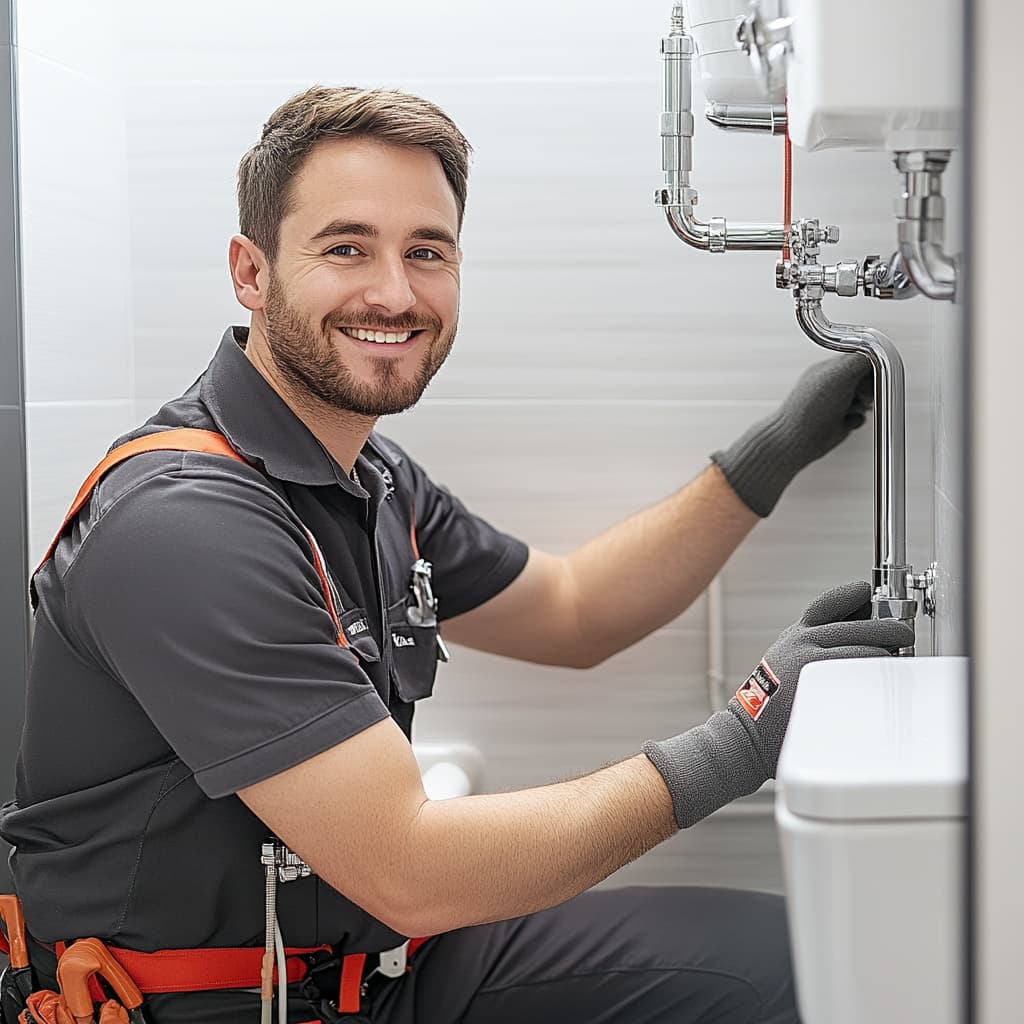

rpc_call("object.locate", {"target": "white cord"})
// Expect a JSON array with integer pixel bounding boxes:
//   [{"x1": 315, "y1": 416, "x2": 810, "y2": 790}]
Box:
[
  {"x1": 260, "y1": 865, "x2": 276, "y2": 1024},
  {"x1": 274, "y1": 915, "x2": 287, "y2": 1024}
]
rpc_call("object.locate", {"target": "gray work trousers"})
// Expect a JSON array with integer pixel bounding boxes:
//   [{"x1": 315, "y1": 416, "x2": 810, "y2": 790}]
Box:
[{"x1": 145, "y1": 886, "x2": 801, "y2": 1023}]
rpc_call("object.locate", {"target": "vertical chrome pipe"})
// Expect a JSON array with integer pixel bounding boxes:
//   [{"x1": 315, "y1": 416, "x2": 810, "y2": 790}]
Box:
[
  {"x1": 661, "y1": 1, "x2": 692, "y2": 198},
  {"x1": 794, "y1": 299, "x2": 917, "y2": 636}
]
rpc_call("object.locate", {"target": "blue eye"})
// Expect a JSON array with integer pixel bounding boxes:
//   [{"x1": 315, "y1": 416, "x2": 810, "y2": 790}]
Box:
[
  {"x1": 408, "y1": 248, "x2": 441, "y2": 261},
  {"x1": 328, "y1": 244, "x2": 362, "y2": 257}
]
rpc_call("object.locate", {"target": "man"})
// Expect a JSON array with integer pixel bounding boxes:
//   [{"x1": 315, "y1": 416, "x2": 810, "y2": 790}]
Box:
[{"x1": 1, "y1": 86, "x2": 912, "y2": 1023}]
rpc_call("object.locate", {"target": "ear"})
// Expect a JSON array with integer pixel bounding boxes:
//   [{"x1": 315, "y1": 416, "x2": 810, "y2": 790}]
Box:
[{"x1": 229, "y1": 235, "x2": 269, "y2": 312}]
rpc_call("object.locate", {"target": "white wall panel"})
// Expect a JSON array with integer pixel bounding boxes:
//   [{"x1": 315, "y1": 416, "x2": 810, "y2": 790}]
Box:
[
  {"x1": 17, "y1": 50, "x2": 133, "y2": 402},
  {"x1": 24, "y1": 401, "x2": 137, "y2": 566},
  {"x1": 16, "y1": 0, "x2": 120, "y2": 77}
]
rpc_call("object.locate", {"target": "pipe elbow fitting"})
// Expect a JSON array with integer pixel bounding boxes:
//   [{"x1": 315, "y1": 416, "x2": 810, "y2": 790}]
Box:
[
  {"x1": 898, "y1": 237, "x2": 958, "y2": 301},
  {"x1": 664, "y1": 204, "x2": 712, "y2": 251}
]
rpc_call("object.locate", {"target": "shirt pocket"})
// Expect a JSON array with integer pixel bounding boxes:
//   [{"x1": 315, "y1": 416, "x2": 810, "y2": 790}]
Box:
[
  {"x1": 339, "y1": 607, "x2": 380, "y2": 665},
  {"x1": 386, "y1": 596, "x2": 439, "y2": 703}
]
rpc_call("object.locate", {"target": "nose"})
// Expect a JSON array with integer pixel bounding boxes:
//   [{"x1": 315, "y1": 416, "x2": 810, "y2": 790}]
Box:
[{"x1": 362, "y1": 255, "x2": 417, "y2": 316}]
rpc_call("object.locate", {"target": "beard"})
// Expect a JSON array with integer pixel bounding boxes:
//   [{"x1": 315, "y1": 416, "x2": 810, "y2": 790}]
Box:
[{"x1": 262, "y1": 272, "x2": 457, "y2": 417}]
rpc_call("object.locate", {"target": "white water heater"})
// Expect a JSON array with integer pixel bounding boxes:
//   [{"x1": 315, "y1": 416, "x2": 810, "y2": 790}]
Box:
[
  {"x1": 785, "y1": 0, "x2": 963, "y2": 151},
  {"x1": 687, "y1": 0, "x2": 962, "y2": 152}
]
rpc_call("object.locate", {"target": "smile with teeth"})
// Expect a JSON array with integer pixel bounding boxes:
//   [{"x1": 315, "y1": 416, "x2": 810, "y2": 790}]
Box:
[{"x1": 339, "y1": 327, "x2": 418, "y2": 345}]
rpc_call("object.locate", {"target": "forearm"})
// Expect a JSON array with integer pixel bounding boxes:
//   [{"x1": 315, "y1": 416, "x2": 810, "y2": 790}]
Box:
[
  {"x1": 565, "y1": 463, "x2": 757, "y2": 665},
  {"x1": 392, "y1": 753, "x2": 676, "y2": 936}
]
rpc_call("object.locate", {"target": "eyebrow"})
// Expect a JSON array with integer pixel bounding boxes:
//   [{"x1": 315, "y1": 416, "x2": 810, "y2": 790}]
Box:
[{"x1": 310, "y1": 220, "x2": 458, "y2": 250}]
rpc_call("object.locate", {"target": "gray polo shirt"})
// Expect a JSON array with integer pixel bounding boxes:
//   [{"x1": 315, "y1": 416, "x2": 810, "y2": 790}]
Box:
[{"x1": 0, "y1": 327, "x2": 528, "y2": 955}]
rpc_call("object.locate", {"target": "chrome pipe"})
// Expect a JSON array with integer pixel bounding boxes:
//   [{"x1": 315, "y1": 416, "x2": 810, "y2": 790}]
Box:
[
  {"x1": 662, "y1": 204, "x2": 786, "y2": 252},
  {"x1": 894, "y1": 151, "x2": 958, "y2": 301},
  {"x1": 655, "y1": 3, "x2": 786, "y2": 252},
  {"x1": 705, "y1": 102, "x2": 787, "y2": 134},
  {"x1": 794, "y1": 299, "x2": 917, "y2": 635}
]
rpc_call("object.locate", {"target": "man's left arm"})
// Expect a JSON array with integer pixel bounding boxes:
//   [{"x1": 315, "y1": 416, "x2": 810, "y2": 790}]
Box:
[{"x1": 443, "y1": 354, "x2": 873, "y2": 668}]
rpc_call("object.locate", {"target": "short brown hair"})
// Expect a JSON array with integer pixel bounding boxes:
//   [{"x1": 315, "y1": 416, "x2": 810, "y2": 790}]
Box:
[{"x1": 237, "y1": 85, "x2": 472, "y2": 261}]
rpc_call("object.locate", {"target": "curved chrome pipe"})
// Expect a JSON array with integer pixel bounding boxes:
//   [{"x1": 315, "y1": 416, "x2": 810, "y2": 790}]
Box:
[
  {"x1": 898, "y1": 226, "x2": 958, "y2": 301},
  {"x1": 894, "y1": 151, "x2": 958, "y2": 301},
  {"x1": 663, "y1": 204, "x2": 786, "y2": 252},
  {"x1": 794, "y1": 300, "x2": 914, "y2": 620}
]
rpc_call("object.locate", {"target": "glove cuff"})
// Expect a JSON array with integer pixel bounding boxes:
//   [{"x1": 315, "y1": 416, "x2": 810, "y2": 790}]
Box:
[
  {"x1": 642, "y1": 710, "x2": 768, "y2": 829},
  {"x1": 711, "y1": 412, "x2": 801, "y2": 518}
]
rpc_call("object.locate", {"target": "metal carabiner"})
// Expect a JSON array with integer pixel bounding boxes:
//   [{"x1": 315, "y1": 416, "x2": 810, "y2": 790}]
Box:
[{"x1": 406, "y1": 559, "x2": 451, "y2": 661}]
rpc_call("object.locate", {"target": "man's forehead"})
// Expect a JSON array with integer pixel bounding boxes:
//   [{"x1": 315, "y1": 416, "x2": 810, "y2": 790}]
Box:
[{"x1": 285, "y1": 138, "x2": 459, "y2": 241}]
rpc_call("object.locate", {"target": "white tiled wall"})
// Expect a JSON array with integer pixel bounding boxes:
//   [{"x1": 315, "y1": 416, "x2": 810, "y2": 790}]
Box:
[{"x1": 18, "y1": 0, "x2": 957, "y2": 893}]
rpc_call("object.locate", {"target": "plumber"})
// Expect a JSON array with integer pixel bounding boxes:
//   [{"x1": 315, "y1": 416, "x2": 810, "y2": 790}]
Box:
[{"x1": 0, "y1": 86, "x2": 913, "y2": 1024}]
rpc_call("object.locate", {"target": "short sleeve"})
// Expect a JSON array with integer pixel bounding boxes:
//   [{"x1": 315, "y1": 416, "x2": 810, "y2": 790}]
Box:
[
  {"x1": 64, "y1": 458, "x2": 390, "y2": 799},
  {"x1": 398, "y1": 448, "x2": 529, "y2": 621}
]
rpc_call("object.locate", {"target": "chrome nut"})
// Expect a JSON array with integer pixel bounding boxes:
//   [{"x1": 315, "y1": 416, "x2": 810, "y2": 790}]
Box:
[
  {"x1": 795, "y1": 263, "x2": 824, "y2": 288},
  {"x1": 872, "y1": 597, "x2": 919, "y2": 621},
  {"x1": 834, "y1": 261, "x2": 859, "y2": 297},
  {"x1": 822, "y1": 224, "x2": 840, "y2": 245},
  {"x1": 653, "y1": 185, "x2": 699, "y2": 208},
  {"x1": 894, "y1": 150, "x2": 950, "y2": 174},
  {"x1": 708, "y1": 217, "x2": 726, "y2": 253}
]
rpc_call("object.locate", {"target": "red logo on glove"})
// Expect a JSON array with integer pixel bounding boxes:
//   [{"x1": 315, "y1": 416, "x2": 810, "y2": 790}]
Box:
[{"x1": 735, "y1": 660, "x2": 780, "y2": 721}]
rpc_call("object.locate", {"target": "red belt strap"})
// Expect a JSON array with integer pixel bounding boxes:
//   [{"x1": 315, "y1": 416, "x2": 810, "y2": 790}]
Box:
[
  {"x1": 51, "y1": 938, "x2": 432, "y2": 1006},
  {"x1": 53, "y1": 941, "x2": 330, "y2": 995},
  {"x1": 337, "y1": 952, "x2": 366, "y2": 1013}
]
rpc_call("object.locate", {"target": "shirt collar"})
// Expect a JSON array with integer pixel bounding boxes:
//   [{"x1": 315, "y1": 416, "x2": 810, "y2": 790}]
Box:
[{"x1": 201, "y1": 326, "x2": 366, "y2": 491}]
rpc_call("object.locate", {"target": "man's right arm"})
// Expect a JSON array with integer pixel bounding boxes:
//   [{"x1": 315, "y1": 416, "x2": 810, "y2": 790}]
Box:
[
  {"x1": 238, "y1": 719, "x2": 677, "y2": 938},
  {"x1": 240, "y1": 580, "x2": 916, "y2": 938}
]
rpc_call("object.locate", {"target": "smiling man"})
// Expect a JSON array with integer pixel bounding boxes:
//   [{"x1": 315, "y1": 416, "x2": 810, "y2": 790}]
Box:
[{"x1": 0, "y1": 86, "x2": 911, "y2": 1024}]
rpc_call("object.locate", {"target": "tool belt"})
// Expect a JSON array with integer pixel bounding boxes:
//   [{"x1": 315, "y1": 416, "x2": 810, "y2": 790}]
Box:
[
  {"x1": 3, "y1": 924, "x2": 431, "y2": 1024},
  {"x1": 4, "y1": 901, "x2": 428, "y2": 1019},
  {"x1": 51, "y1": 937, "x2": 432, "y2": 1011}
]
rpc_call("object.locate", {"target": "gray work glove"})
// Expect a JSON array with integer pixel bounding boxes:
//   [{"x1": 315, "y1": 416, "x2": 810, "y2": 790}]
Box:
[
  {"x1": 712, "y1": 354, "x2": 873, "y2": 517},
  {"x1": 642, "y1": 581, "x2": 915, "y2": 830}
]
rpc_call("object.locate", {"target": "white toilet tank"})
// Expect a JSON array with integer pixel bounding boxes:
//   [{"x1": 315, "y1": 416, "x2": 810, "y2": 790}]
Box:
[{"x1": 776, "y1": 656, "x2": 967, "y2": 1024}]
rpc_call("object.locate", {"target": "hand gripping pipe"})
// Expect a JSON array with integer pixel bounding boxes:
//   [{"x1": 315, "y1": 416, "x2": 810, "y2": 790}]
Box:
[{"x1": 655, "y1": 3, "x2": 786, "y2": 252}]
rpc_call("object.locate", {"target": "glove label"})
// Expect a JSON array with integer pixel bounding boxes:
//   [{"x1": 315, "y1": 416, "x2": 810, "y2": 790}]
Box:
[{"x1": 735, "y1": 660, "x2": 781, "y2": 721}]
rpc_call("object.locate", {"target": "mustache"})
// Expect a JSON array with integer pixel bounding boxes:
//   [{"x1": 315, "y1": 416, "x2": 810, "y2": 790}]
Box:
[{"x1": 322, "y1": 311, "x2": 442, "y2": 333}]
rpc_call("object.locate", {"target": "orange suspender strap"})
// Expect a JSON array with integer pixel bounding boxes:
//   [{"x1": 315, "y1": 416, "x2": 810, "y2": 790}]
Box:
[{"x1": 35, "y1": 428, "x2": 347, "y2": 647}]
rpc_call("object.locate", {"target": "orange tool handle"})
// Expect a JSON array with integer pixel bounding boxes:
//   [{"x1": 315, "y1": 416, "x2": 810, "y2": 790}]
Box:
[
  {"x1": 57, "y1": 938, "x2": 145, "y2": 1020},
  {"x1": 0, "y1": 894, "x2": 30, "y2": 969}
]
